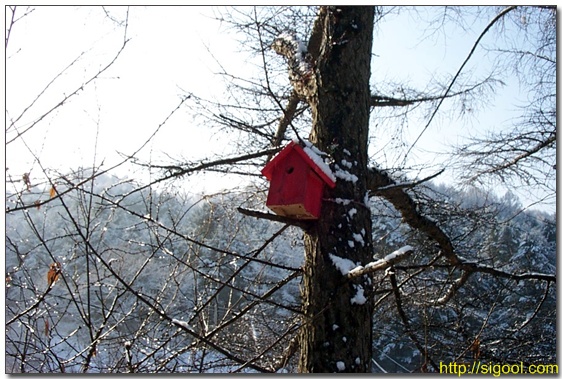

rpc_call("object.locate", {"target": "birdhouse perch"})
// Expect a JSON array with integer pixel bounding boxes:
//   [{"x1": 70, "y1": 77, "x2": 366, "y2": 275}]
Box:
[{"x1": 261, "y1": 141, "x2": 336, "y2": 220}]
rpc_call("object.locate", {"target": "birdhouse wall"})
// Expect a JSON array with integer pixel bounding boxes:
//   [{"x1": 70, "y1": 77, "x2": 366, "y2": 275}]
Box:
[
  {"x1": 262, "y1": 141, "x2": 336, "y2": 220},
  {"x1": 266, "y1": 152, "x2": 307, "y2": 201},
  {"x1": 265, "y1": 152, "x2": 326, "y2": 219},
  {"x1": 302, "y1": 170, "x2": 324, "y2": 218}
]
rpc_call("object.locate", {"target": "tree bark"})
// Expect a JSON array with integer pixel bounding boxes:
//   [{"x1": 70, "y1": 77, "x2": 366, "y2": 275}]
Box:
[{"x1": 299, "y1": 6, "x2": 375, "y2": 373}]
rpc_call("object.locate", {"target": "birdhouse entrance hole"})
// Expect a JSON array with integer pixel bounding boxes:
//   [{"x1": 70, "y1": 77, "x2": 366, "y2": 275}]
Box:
[{"x1": 261, "y1": 141, "x2": 336, "y2": 220}]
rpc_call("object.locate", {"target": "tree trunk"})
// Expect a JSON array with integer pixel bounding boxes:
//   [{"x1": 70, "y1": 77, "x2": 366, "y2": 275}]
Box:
[{"x1": 299, "y1": 6, "x2": 375, "y2": 373}]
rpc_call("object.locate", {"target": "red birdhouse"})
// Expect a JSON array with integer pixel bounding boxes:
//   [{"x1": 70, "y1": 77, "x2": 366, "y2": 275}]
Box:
[{"x1": 261, "y1": 141, "x2": 336, "y2": 220}]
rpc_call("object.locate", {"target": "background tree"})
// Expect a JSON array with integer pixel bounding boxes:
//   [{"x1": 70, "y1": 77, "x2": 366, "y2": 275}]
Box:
[
  {"x1": 450, "y1": 6, "x2": 556, "y2": 208},
  {"x1": 5, "y1": 5, "x2": 556, "y2": 373}
]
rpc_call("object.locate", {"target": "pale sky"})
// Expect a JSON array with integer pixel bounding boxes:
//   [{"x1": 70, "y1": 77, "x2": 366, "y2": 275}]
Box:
[
  {"x1": 6, "y1": 6, "x2": 236, "y2": 189},
  {"x1": 5, "y1": 6, "x2": 551, "y2": 211}
]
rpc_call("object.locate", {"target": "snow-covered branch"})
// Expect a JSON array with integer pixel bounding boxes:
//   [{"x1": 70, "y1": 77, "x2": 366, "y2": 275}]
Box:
[
  {"x1": 346, "y1": 246, "x2": 414, "y2": 279},
  {"x1": 426, "y1": 270, "x2": 471, "y2": 306},
  {"x1": 272, "y1": 31, "x2": 316, "y2": 101},
  {"x1": 367, "y1": 166, "x2": 556, "y2": 285},
  {"x1": 271, "y1": 32, "x2": 310, "y2": 76},
  {"x1": 367, "y1": 166, "x2": 461, "y2": 266}
]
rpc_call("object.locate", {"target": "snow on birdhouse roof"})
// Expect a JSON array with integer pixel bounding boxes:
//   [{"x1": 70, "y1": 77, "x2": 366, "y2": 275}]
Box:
[{"x1": 262, "y1": 141, "x2": 336, "y2": 187}]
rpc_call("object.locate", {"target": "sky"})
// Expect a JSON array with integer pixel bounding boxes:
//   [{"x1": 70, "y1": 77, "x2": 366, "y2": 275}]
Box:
[
  {"x1": 5, "y1": 6, "x2": 553, "y2": 212},
  {"x1": 370, "y1": 9, "x2": 522, "y2": 166},
  {"x1": 6, "y1": 6, "x2": 237, "y2": 191}
]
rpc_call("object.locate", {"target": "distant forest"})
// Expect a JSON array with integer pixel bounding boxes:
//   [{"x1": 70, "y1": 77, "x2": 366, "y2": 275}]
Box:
[{"x1": 6, "y1": 171, "x2": 555, "y2": 372}]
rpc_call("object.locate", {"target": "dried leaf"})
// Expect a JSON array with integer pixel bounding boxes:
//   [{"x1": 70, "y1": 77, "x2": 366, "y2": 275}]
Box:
[
  {"x1": 23, "y1": 173, "x2": 31, "y2": 191},
  {"x1": 49, "y1": 185, "x2": 56, "y2": 198},
  {"x1": 47, "y1": 262, "x2": 61, "y2": 288},
  {"x1": 35, "y1": 200, "x2": 41, "y2": 210},
  {"x1": 470, "y1": 338, "x2": 481, "y2": 360},
  {"x1": 45, "y1": 319, "x2": 50, "y2": 336}
]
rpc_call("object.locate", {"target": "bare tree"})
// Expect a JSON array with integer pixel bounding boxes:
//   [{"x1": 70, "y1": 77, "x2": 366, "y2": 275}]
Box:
[
  {"x1": 6, "y1": 5, "x2": 555, "y2": 373},
  {"x1": 449, "y1": 6, "x2": 556, "y2": 207},
  {"x1": 202, "y1": 5, "x2": 556, "y2": 372}
]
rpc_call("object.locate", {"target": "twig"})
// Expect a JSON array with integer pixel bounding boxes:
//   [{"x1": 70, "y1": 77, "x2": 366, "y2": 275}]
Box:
[
  {"x1": 370, "y1": 82, "x2": 491, "y2": 107},
  {"x1": 8, "y1": 30, "x2": 131, "y2": 145},
  {"x1": 426, "y1": 270, "x2": 471, "y2": 306},
  {"x1": 461, "y1": 262, "x2": 556, "y2": 283},
  {"x1": 367, "y1": 167, "x2": 461, "y2": 266},
  {"x1": 6, "y1": 282, "x2": 54, "y2": 326},
  {"x1": 55, "y1": 191, "x2": 272, "y2": 373},
  {"x1": 389, "y1": 270, "x2": 438, "y2": 371},
  {"x1": 120, "y1": 146, "x2": 282, "y2": 200},
  {"x1": 403, "y1": 6, "x2": 518, "y2": 162},
  {"x1": 373, "y1": 169, "x2": 445, "y2": 192},
  {"x1": 237, "y1": 207, "x2": 314, "y2": 230}
]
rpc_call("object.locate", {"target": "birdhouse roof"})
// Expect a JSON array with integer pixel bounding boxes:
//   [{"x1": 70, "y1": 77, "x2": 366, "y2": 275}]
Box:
[{"x1": 262, "y1": 141, "x2": 336, "y2": 188}]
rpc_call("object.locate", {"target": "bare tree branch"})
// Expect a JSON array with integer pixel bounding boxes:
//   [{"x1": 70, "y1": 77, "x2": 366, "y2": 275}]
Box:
[
  {"x1": 368, "y1": 167, "x2": 461, "y2": 266},
  {"x1": 7, "y1": 29, "x2": 131, "y2": 145},
  {"x1": 461, "y1": 262, "x2": 556, "y2": 283},
  {"x1": 426, "y1": 270, "x2": 471, "y2": 306},
  {"x1": 404, "y1": 6, "x2": 518, "y2": 161},
  {"x1": 237, "y1": 207, "x2": 313, "y2": 230},
  {"x1": 389, "y1": 269, "x2": 438, "y2": 371}
]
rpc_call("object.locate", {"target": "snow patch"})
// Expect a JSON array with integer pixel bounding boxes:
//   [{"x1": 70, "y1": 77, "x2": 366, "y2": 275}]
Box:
[
  {"x1": 301, "y1": 142, "x2": 337, "y2": 183},
  {"x1": 334, "y1": 165, "x2": 358, "y2": 183},
  {"x1": 251, "y1": 322, "x2": 259, "y2": 342},
  {"x1": 348, "y1": 240, "x2": 355, "y2": 248},
  {"x1": 329, "y1": 254, "x2": 356, "y2": 275},
  {"x1": 172, "y1": 319, "x2": 189, "y2": 328},
  {"x1": 348, "y1": 208, "x2": 357, "y2": 218},
  {"x1": 336, "y1": 361, "x2": 346, "y2": 371},
  {"x1": 341, "y1": 159, "x2": 353, "y2": 169},
  {"x1": 381, "y1": 245, "x2": 413, "y2": 262},
  {"x1": 332, "y1": 324, "x2": 339, "y2": 331},
  {"x1": 335, "y1": 198, "x2": 351, "y2": 206},
  {"x1": 351, "y1": 284, "x2": 367, "y2": 305},
  {"x1": 352, "y1": 233, "x2": 364, "y2": 246}
]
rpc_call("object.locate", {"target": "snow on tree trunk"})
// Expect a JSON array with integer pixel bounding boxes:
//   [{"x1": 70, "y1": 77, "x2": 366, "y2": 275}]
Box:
[{"x1": 299, "y1": 6, "x2": 375, "y2": 373}]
